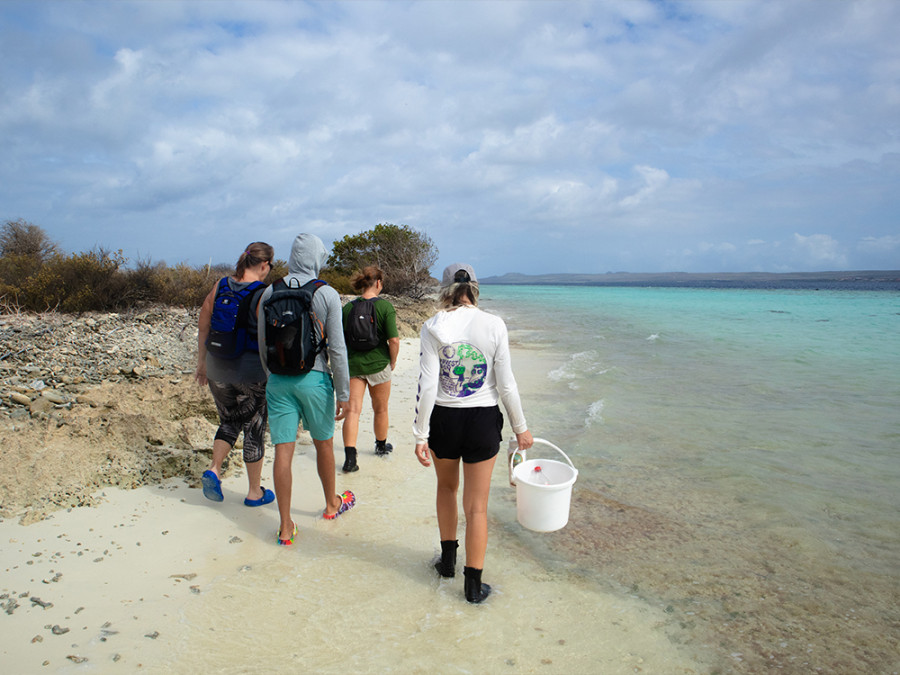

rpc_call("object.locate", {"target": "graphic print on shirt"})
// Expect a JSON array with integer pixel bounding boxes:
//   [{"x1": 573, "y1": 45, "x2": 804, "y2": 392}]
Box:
[{"x1": 439, "y1": 342, "x2": 488, "y2": 398}]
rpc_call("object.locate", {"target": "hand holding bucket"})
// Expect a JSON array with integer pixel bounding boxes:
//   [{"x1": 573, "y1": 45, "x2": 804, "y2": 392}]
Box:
[{"x1": 509, "y1": 438, "x2": 578, "y2": 532}]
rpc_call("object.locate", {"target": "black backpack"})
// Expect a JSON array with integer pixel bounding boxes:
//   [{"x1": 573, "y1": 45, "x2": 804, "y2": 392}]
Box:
[
  {"x1": 344, "y1": 297, "x2": 380, "y2": 351},
  {"x1": 206, "y1": 277, "x2": 266, "y2": 359},
  {"x1": 262, "y1": 278, "x2": 327, "y2": 375}
]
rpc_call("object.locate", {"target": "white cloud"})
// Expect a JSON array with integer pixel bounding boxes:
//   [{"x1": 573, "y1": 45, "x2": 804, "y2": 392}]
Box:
[
  {"x1": 858, "y1": 234, "x2": 900, "y2": 253},
  {"x1": 619, "y1": 166, "x2": 670, "y2": 208},
  {"x1": 0, "y1": 0, "x2": 898, "y2": 274},
  {"x1": 792, "y1": 233, "x2": 848, "y2": 268}
]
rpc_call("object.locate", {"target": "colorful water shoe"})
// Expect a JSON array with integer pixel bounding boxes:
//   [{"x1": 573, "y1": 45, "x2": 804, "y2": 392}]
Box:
[
  {"x1": 323, "y1": 490, "x2": 356, "y2": 520},
  {"x1": 277, "y1": 521, "x2": 298, "y2": 546}
]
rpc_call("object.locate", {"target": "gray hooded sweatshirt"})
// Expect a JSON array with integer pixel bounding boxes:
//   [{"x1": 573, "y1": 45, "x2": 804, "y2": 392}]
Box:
[{"x1": 256, "y1": 233, "x2": 350, "y2": 402}]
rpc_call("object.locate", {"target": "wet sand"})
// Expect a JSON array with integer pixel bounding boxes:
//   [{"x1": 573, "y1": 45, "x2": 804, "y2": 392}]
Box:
[{"x1": 1, "y1": 338, "x2": 705, "y2": 673}]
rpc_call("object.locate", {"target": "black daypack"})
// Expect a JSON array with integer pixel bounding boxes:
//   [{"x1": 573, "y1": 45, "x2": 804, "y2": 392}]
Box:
[
  {"x1": 206, "y1": 277, "x2": 266, "y2": 359},
  {"x1": 344, "y1": 297, "x2": 380, "y2": 351},
  {"x1": 262, "y1": 278, "x2": 327, "y2": 375}
]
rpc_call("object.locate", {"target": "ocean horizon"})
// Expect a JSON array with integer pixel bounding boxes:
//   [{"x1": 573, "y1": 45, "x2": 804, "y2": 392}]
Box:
[{"x1": 479, "y1": 269, "x2": 900, "y2": 292}]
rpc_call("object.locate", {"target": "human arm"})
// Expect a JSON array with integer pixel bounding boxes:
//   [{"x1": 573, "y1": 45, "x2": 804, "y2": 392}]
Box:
[
  {"x1": 514, "y1": 430, "x2": 534, "y2": 451},
  {"x1": 414, "y1": 442, "x2": 433, "y2": 467},
  {"x1": 194, "y1": 283, "x2": 217, "y2": 387},
  {"x1": 412, "y1": 323, "x2": 440, "y2": 446},
  {"x1": 322, "y1": 288, "x2": 350, "y2": 404},
  {"x1": 381, "y1": 300, "x2": 400, "y2": 369},
  {"x1": 387, "y1": 337, "x2": 400, "y2": 370},
  {"x1": 255, "y1": 285, "x2": 273, "y2": 374}
]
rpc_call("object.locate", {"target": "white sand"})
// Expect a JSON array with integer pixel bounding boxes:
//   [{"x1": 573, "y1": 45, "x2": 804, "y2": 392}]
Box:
[{"x1": 1, "y1": 338, "x2": 701, "y2": 673}]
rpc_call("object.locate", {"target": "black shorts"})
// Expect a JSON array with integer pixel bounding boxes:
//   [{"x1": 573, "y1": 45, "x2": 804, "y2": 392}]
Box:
[{"x1": 428, "y1": 405, "x2": 504, "y2": 464}]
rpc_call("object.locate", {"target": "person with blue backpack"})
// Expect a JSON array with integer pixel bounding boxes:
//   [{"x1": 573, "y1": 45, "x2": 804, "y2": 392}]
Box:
[
  {"x1": 256, "y1": 233, "x2": 355, "y2": 546},
  {"x1": 195, "y1": 242, "x2": 275, "y2": 508},
  {"x1": 340, "y1": 265, "x2": 400, "y2": 473}
]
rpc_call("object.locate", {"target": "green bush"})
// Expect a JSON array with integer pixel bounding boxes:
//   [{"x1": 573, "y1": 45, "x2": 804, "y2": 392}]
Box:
[
  {"x1": 0, "y1": 253, "x2": 41, "y2": 290},
  {"x1": 319, "y1": 268, "x2": 354, "y2": 294},
  {"x1": 328, "y1": 223, "x2": 437, "y2": 298}
]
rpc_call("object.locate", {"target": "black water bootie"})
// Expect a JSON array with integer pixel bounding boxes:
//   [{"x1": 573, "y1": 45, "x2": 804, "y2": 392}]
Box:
[
  {"x1": 464, "y1": 566, "x2": 491, "y2": 604},
  {"x1": 342, "y1": 447, "x2": 359, "y2": 473},
  {"x1": 375, "y1": 439, "x2": 393, "y2": 456},
  {"x1": 434, "y1": 540, "x2": 458, "y2": 578}
]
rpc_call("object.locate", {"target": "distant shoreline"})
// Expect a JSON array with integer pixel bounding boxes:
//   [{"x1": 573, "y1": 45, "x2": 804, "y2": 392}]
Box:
[{"x1": 480, "y1": 270, "x2": 900, "y2": 290}]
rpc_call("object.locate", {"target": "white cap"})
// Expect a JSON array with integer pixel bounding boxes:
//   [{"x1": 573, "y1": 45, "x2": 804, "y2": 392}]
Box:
[{"x1": 440, "y1": 262, "x2": 477, "y2": 288}]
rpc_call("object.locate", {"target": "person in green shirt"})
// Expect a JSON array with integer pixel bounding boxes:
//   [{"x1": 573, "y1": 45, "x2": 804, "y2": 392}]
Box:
[{"x1": 341, "y1": 266, "x2": 400, "y2": 472}]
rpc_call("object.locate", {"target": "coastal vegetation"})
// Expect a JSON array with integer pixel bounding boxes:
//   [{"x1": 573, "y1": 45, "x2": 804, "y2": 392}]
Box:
[
  {"x1": 327, "y1": 223, "x2": 437, "y2": 298},
  {"x1": 0, "y1": 219, "x2": 436, "y2": 313}
]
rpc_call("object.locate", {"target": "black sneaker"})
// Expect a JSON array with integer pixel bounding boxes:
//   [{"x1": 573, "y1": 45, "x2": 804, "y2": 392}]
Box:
[
  {"x1": 342, "y1": 447, "x2": 359, "y2": 473},
  {"x1": 374, "y1": 441, "x2": 393, "y2": 457}
]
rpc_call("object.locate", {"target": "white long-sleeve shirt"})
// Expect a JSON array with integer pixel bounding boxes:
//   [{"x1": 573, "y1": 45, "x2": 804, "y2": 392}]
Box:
[{"x1": 413, "y1": 304, "x2": 527, "y2": 444}]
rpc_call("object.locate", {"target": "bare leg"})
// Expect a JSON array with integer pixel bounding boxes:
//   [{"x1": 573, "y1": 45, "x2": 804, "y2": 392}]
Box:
[
  {"x1": 433, "y1": 456, "x2": 461, "y2": 541},
  {"x1": 369, "y1": 380, "x2": 392, "y2": 441},
  {"x1": 341, "y1": 378, "x2": 367, "y2": 448},
  {"x1": 208, "y1": 438, "x2": 231, "y2": 479},
  {"x1": 244, "y1": 457, "x2": 265, "y2": 502},
  {"x1": 462, "y1": 454, "x2": 498, "y2": 569},
  {"x1": 273, "y1": 441, "x2": 295, "y2": 539},
  {"x1": 314, "y1": 438, "x2": 342, "y2": 516}
]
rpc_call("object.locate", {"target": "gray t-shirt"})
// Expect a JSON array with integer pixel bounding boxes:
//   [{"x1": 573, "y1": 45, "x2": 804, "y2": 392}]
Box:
[{"x1": 205, "y1": 278, "x2": 267, "y2": 384}]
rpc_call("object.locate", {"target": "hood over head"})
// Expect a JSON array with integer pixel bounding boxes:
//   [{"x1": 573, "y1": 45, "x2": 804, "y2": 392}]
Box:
[{"x1": 288, "y1": 233, "x2": 328, "y2": 278}]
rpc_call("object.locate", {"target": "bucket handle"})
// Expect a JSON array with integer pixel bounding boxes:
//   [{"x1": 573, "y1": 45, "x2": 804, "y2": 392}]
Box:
[{"x1": 510, "y1": 438, "x2": 576, "y2": 485}]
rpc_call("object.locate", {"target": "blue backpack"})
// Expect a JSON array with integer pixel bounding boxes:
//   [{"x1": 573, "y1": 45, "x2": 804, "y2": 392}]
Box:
[{"x1": 206, "y1": 277, "x2": 266, "y2": 359}]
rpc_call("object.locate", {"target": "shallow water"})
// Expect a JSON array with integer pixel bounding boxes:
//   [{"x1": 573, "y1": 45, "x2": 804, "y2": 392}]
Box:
[{"x1": 481, "y1": 285, "x2": 900, "y2": 674}]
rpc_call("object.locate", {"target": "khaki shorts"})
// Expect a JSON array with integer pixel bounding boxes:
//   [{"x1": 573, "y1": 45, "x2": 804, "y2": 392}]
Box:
[{"x1": 353, "y1": 363, "x2": 392, "y2": 387}]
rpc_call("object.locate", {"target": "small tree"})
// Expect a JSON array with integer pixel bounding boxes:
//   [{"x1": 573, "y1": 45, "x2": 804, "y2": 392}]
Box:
[
  {"x1": 0, "y1": 220, "x2": 61, "y2": 308},
  {"x1": 0, "y1": 219, "x2": 59, "y2": 261},
  {"x1": 328, "y1": 223, "x2": 437, "y2": 298}
]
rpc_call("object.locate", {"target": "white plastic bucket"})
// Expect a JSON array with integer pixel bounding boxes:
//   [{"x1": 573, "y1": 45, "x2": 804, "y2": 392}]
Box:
[{"x1": 510, "y1": 438, "x2": 578, "y2": 532}]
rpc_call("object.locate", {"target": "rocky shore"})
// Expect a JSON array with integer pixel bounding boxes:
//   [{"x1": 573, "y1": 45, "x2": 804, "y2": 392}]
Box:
[{"x1": 0, "y1": 296, "x2": 434, "y2": 524}]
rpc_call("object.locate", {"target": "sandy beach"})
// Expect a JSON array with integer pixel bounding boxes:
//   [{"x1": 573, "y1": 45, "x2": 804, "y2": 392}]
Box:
[{"x1": 1, "y1": 322, "x2": 704, "y2": 674}]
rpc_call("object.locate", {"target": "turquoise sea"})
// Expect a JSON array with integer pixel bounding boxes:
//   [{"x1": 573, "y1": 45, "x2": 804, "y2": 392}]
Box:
[{"x1": 481, "y1": 284, "x2": 900, "y2": 674}]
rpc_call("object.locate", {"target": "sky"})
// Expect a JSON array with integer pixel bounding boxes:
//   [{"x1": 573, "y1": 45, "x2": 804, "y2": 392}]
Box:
[{"x1": 1, "y1": 1, "x2": 898, "y2": 277}]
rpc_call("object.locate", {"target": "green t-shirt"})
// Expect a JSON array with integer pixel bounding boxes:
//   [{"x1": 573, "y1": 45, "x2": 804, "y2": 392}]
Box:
[{"x1": 342, "y1": 297, "x2": 399, "y2": 376}]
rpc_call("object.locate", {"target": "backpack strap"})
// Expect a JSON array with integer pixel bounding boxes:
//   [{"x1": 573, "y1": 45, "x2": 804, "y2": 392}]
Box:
[
  {"x1": 235, "y1": 280, "x2": 266, "y2": 329},
  {"x1": 303, "y1": 279, "x2": 328, "y2": 353}
]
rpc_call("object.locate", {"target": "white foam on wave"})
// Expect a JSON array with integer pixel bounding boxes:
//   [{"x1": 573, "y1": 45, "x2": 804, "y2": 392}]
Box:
[
  {"x1": 585, "y1": 399, "x2": 605, "y2": 426},
  {"x1": 548, "y1": 350, "x2": 603, "y2": 383},
  {"x1": 646, "y1": 333, "x2": 660, "y2": 341}
]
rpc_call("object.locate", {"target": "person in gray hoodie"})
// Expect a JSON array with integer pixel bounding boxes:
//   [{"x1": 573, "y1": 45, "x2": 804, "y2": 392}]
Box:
[{"x1": 257, "y1": 233, "x2": 355, "y2": 545}]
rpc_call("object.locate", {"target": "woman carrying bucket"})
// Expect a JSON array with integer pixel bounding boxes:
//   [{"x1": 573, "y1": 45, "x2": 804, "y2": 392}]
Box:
[{"x1": 413, "y1": 263, "x2": 533, "y2": 604}]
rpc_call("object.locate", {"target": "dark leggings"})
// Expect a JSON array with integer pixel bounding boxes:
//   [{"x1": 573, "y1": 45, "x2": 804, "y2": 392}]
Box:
[{"x1": 207, "y1": 380, "x2": 267, "y2": 463}]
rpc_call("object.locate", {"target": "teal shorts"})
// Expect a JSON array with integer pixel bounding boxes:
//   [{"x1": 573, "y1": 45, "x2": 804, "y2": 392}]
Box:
[{"x1": 266, "y1": 370, "x2": 336, "y2": 443}]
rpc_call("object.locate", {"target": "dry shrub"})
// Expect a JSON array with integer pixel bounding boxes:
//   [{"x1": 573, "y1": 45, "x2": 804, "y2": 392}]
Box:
[
  {"x1": 153, "y1": 263, "x2": 216, "y2": 307},
  {"x1": 17, "y1": 249, "x2": 125, "y2": 312}
]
